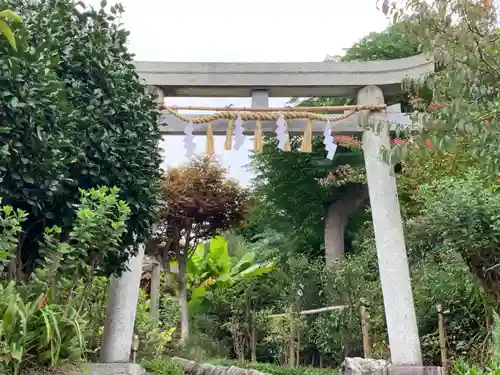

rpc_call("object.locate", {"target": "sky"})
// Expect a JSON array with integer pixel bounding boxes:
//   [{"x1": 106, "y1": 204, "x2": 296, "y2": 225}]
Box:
[{"x1": 84, "y1": 0, "x2": 390, "y2": 185}]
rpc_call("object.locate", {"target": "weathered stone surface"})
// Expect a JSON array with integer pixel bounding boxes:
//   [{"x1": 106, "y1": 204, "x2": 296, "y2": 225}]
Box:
[
  {"x1": 340, "y1": 358, "x2": 444, "y2": 375},
  {"x1": 340, "y1": 357, "x2": 390, "y2": 375},
  {"x1": 387, "y1": 365, "x2": 444, "y2": 375},
  {"x1": 82, "y1": 362, "x2": 146, "y2": 375},
  {"x1": 171, "y1": 357, "x2": 270, "y2": 375}
]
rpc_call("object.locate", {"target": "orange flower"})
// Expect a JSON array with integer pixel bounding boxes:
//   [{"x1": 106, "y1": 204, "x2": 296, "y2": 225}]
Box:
[
  {"x1": 425, "y1": 138, "x2": 433, "y2": 150},
  {"x1": 38, "y1": 295, "x2": 48, "y2": 310}
]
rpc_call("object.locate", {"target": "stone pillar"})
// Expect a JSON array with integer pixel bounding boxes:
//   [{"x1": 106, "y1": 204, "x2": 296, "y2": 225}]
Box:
[
  {"x1": 100, "y1": 244, "x2": 145, "y2": 363},
  {"x1": 358, "y1": 85, "x2": 422, "y2": 365}
]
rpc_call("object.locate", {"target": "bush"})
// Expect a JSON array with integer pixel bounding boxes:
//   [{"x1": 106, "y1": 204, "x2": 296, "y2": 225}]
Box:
[
  {"x1": 142, "y1": 357, "x2": 183, "y2": 375},
  {"x1": 0, "y1": 282, "x2": 87, "y2": 375},
  {"x1": 1, "y1": 0, "x2": 162, "y2": 278},
  {"x1": 0, "y1": 186, "x2": 135, "y2": 372},
  {"x1": 407, "y1": 169, "x2": 500, "y2": 314},
  {"x1": 247, "y1": 363, "x2": 338, "y2": 375}
]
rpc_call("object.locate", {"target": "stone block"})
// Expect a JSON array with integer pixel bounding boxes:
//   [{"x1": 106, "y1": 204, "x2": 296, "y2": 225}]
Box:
[
  {"x1": 83, "y1": 362, "x2": 146, "y2": 375},
  {"x1": 340, "y1": 358, "x2": 444, "y2": 375},
  {"x1": 341, "y1": 357, "x2": 390, "y2": 375},
  {"x1": 386, "y1": 365, "x2": 444, "y2": 375}
]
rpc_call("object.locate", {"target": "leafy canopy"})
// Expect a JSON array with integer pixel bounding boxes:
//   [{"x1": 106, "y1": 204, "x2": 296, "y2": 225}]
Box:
[
  {"x1": 0, "y1": 0, "x2": 163, "y2": 276},
  {"x1": 379, "y1": 0, "x2": 500, "y2": 172}
]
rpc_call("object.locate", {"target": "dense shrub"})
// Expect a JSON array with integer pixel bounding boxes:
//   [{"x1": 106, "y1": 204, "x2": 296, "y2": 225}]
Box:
[
  {"x1": 0, "y1": 0, "x2": 162, "y2": 278},
  {"x1": 142, "y1": 356, "x2": 183, "y2": 375}
]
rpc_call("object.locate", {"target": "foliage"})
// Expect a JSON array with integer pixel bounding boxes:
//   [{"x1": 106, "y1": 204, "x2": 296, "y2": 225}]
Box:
[
  {"x1": 407, "y1": 169, "x2": 500, "y2": 313},
  {"x1": 247, "y1": 136, "x2": 366, "y2": 259},
  {"x1": 134, "y1": 289, "x2": 177, "y2": 359},
  {"x1": 452, "y1": 360, "x2": 500, "y2": 375},
  {"x1": 0, "y1": 9, "x2": 22, "y2": 51},
  {"x1": 141, "y1": 356, "x2": 183, "y2": 375},
  {"x1": 155, "y1": 155, "x2": 250, "y2": 339},
  {"x1": 0, "y1": 186, "x2": 137, "y2": 372},
  {"x1": 0, "y1": 0, "x2": 162, "y2": 278},
  {"x1": 396, "y1": 136, "x2": 495, "y2": 218},
  {"x1": 208, "y1": 360, "x2": 339, "y2": 375},
  {"x1": 186, "y1": 236, "x2": 275, "y2": 312},
  {"x1": 342, "y1": 20, "x2": 421, "y2": 62},
  {"x1": 0, "y1": 199, "x2": 27, "y2": 275},
  {"x1": 378, "y1": 0, "x2": 500, "y2": 173},
  {"x1": 39, "y1": 187, "x2": 131, "y2": 286},
  {"x1": 0, "y1": 282, "x2": 87, "y2": 375},
  {"x1": 159, "y1": 156, "x2": 249, "y2": 249},
  {"x1": 245, "y1": 363, "x2": 338, "y2": 375}
]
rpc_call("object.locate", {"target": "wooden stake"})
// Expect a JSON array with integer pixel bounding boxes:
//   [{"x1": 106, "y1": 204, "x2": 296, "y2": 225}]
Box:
[
  {"x1": 251, "y1": 310, "x2": 257, "y2": 363},
  {"x1": 288, "y1": 310, "x2": 296, "y2": 368},
  {"x1": 360, "y1": 303, "x2": 372, "y2": 358},
  {"x1": 296, "y1": 324, "x2": 300, "y2": 367},
  {"x1": 436, "y1": 304, "x2": 448, "y2": 374}
]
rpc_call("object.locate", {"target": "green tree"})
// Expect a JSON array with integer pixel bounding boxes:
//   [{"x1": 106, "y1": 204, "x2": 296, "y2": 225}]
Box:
[
  {"x1": 249, "y1": 137, "x2": 366, "y2": 263},
  {"x1": 0, "y1": 0, "x2": 162, "y2": 278},
  {"x1": 378, "y1": 0, "x2": 499, "y2": 173},
  {"x1": 407, "y1": 170, "x2": 500, "y2": 311},
  {"x1": 154, "y1": 156, "x2": 250, "y2": 340}
]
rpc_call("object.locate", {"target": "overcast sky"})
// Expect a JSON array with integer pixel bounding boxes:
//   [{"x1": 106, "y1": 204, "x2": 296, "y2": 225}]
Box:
[{"x1": 84, "y1": 0, "x2": 390, "y2": 185}]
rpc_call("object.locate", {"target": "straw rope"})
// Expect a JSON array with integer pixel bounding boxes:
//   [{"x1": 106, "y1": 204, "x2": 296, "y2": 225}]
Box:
[{"x1": 164, "y1": 107, "x2": 360, "y2": 124}]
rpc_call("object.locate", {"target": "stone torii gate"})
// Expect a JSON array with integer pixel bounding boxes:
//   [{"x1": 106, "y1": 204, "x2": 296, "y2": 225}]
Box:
[{"x1": 101, "y1": 54, "x2": 438, "y2": 372}]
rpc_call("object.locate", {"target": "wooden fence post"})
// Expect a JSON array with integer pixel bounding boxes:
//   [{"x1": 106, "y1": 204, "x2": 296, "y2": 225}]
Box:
[
  {"x1": 360, "y1": 300, "x2": 372, "y2": 358},
  {"x1": 288, "y1": 310, "x2": 296, "y2": 368},
  {"x1": 436, "y1": 304, "x2": 448, "y2": 374},
  {"x1": 251, "y1": 310, "x2": 257, "y2": 363},
  {"x1": 296, "y1": 324, "x2": 300, "y2": 368}
]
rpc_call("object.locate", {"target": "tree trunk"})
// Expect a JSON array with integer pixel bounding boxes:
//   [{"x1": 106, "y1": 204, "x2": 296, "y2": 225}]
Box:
[
  {"x1": 178, "y1": 254, "x2": 189, "y2": 341},
  {"x1": 150, "y1": 256, "x2": 161, "y2": 324},
  {"x1": 324, "y1": 185, "x2": 369, "y2": 264}
]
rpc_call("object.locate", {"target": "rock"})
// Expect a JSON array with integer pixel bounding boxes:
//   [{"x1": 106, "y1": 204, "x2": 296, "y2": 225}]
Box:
[{"x1": 340, "y1": 357, "x2": 389, "y2": 375}]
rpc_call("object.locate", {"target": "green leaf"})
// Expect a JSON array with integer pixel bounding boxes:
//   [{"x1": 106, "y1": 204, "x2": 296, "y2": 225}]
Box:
[
  {"x1": 191, "y1": 285, "x2": 206, "y2": 300},
  {"x1": 0, "y1": 10, "x2": 22, "y2": 23},
  {"x1": 231, "y1": 251, "x2": 256, "y2": 275},
  {"x1": 0, "y1": 19, "x2": 17, "y2": 50}
]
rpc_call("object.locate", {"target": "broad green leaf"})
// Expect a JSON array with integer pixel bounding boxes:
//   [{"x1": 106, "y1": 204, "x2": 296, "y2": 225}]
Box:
[
  {"x1": 191, "y1": 285, "x2": 206, "y2": 300},
  {"x1": 231, "y1": 251, "x2": 256, "y2": 275},
  {"x1": 0, "y1": 20, "x2": 16, "y2": 50},
  {"x1": 238, "y1": 262, "x2": 275, "y2": 279},
  {"x1": 206, "y1": 236, "x2": 231, "y2": 274}
]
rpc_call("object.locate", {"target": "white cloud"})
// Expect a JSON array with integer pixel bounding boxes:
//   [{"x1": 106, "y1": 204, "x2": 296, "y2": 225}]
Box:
[{"x1": 84, "y1": 0, "x2": 389, "y2": 185}]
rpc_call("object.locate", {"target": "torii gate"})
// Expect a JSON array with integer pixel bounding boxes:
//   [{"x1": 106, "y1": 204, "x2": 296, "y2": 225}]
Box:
[{"x1": 101, "y1": 54, "x2": 437, "y2": 371}]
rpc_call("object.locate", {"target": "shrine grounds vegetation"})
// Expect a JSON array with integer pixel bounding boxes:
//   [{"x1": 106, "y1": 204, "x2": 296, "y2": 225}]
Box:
[{"x1": 0, "y1": 0, "x2": 499, "y2": 374}]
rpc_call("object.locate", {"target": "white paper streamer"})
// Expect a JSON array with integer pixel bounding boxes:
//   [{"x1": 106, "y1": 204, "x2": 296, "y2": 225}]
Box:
[
  {"x1": 323, "y1": 120, "x2": 337, "y2": 160},
  {"x1": 233, "y1": 113, "x2": 245, "y2": 151},
  {"x1": 275, "y1": 113, "x2": 286, "y2": 151},
  {"x1": 183, "y1": 122, "x2": 196, "y2": 158}
]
